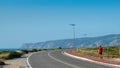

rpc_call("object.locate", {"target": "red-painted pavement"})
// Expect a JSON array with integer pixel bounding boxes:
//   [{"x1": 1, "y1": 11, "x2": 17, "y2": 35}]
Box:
[{"x1": 66, "y1": 50, "x2": 120, "y2": 65}]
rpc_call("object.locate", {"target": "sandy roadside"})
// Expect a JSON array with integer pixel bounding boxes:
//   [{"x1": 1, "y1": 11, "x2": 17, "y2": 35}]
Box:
[{"x1": 2, "y1": 53, "x2": 32, "y2": 68}]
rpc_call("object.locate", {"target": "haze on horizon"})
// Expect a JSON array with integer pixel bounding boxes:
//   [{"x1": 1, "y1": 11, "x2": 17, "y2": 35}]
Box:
[{"x1": 0, "y1": 0, "x2": 120, "y2": 49}]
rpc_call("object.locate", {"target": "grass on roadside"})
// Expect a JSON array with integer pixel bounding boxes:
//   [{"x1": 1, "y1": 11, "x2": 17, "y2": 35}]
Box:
[
  {"x1": 0, "y1": 60, "x2": 5, "y2": 65},
  {"x1": 74, "y1": 45, "x2": 120, "y2": 58},
  {"x1": 0, "y1": 51, "x2": 23, "y2": 59}
]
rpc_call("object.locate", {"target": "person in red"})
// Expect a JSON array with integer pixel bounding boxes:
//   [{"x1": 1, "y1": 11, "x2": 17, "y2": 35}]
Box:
[{"x1": 98, "y1": 45, "x2": 103, "y2": 59}]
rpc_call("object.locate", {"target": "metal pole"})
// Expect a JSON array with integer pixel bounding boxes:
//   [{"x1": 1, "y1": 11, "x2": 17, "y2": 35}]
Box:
[{"x1": 70, "y1": 24, "x2": 76, "y2": 48}]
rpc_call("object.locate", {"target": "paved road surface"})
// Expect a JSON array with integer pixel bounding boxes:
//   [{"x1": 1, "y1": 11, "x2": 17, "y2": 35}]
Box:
[{"x1": 28, "y1": 50, "x2": 116, "y2": 68}]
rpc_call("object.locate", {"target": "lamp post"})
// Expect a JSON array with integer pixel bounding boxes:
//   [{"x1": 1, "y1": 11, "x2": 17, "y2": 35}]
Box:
[{"x1": 70, "y1": 24, "x2": 76, "y2": 48}]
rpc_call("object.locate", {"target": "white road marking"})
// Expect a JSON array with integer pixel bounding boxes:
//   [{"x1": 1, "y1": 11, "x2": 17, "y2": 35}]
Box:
[
  {"x1": 27, "y1": 52, "x2": 39, "y2": 68},
  {"x1": 64, "y1": 51, "x2": 120, "y2": 68},
  {"x1": 27, "y1": 53, "x2": 33, "y2": 68},
  {"x1": 48, "y1": 51, "x2": 79, "y2": 68}
]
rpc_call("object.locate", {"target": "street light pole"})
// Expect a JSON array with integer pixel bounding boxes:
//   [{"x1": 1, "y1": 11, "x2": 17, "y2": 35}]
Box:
[{"x1": 70, "y1": 24, "x2": 76, "y2": 48}]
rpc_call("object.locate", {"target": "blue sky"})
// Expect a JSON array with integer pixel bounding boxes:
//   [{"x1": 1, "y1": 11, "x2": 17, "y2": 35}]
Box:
[{"x1": 0, "y1": 0, "x2": 120, "y2": 48}]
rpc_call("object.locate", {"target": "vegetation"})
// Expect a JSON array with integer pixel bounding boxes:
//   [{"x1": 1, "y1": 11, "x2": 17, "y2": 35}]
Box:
[
  {"x1": 57, "y1": 47, "x2": 62, "y2": 49},
  {"x1": 39, "y1": 49, "x2": 49, "y2": 51},
  {"x1": 0, "y1": 60, "x2": 5, "y2": 65},
  {"x1": 0, "y1": 51, "x2": 23, "y2": 59},
  {"x1": 0, "y1": 49, "x2": 41, "y2": 65},
  {"x1": 28, "y1": 49, "x2": 38, "y2": 52},
  {"x1": 74, "y1": 45, "x2": 120, "y2": 58},
  {"x1": 0, "y1": 48, "x2": 41, "y2": 60}
]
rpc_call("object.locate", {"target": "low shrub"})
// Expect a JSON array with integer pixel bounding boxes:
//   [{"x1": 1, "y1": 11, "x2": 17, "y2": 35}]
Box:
[
  {"x1": 8, "y1": 52, "x2": 22, "y2": 59},
  {"x1": 0, "y1": 52, "x2": 22, "y2": 59},
  {"x1": 27, "y1": 49, "x2": 38, "y2": 53},
  {"x1": 16, "y1": 50, "x2": 28, "y2": 54},
  {"x1": 0, "y1": 60, "x2": 5, "y2": 65}
]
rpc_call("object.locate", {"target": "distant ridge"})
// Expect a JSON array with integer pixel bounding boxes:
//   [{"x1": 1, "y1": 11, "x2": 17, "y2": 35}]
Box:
[{"x1": 21, "y1": 34, "x2": 120, "y2": 49}]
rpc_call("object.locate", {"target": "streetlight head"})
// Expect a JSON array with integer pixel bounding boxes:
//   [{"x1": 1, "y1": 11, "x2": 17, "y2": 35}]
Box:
[{"x1": 70, "y1": 24, "x2": 75, "y2": 26}]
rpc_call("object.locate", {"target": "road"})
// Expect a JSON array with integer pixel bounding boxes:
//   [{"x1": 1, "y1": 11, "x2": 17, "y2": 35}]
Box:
[{"x1": 28, "y1": 50, "x2": 116, "y2": 68}]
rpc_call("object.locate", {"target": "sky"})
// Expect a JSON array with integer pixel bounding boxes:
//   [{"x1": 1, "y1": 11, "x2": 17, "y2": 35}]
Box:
[{"x1": 0, "y1": 0, "x2": 120, "y2": 48}]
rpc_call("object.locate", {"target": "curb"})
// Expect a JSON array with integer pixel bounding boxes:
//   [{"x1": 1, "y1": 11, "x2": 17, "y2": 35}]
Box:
[{"x1": 64, "y1": 52, "x2": 120, "y2": 68}]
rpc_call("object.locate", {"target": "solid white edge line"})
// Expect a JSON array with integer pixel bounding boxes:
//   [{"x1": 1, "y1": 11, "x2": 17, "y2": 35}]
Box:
[
  {"x1": 64, "y1": 52, "x2": 120, "y2": 68},
  {"x1": 48, "y1": 51, "x2": 79, "y2": 68},
  {"x1": 27, "y1": 52, "x2": 38, "y2": 68},
  {"x1": 27, "y1": 53, "x2": 33, "y2": 68}
]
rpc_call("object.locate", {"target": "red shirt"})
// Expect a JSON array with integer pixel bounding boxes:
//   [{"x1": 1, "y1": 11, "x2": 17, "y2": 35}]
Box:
[{"x1": 98, "y1": 47, "x2": 103, "y2": 53}]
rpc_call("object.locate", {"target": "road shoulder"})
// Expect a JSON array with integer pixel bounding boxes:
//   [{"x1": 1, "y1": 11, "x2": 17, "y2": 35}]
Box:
[{"x1": 64, "y1": 50, "x2": 120, "y2": 68}]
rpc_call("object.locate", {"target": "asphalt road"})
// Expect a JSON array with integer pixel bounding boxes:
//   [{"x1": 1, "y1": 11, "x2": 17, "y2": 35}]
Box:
[{"x1": 28, "y1": 50, "x2": 116, "y2": 68}]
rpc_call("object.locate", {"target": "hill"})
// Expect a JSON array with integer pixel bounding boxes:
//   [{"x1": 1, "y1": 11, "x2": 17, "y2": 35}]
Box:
[{"x1": 21, "y1": 34, "x2": 120, "y2": 49}]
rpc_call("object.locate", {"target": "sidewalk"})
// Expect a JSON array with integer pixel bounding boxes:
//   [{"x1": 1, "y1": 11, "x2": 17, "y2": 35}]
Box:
[{"x1": 65, "y1": 50, "x2": 120, "y2": 67}]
